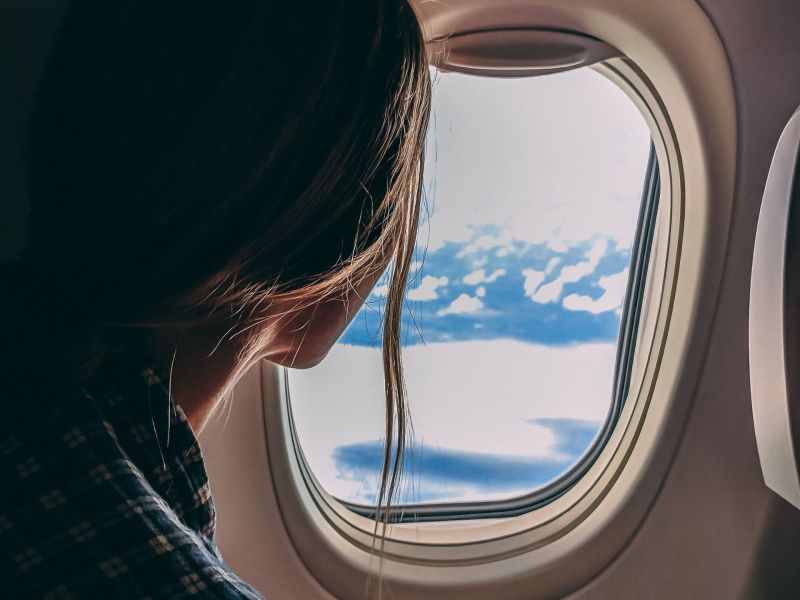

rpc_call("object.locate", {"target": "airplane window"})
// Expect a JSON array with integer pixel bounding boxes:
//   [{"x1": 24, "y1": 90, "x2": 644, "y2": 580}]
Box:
[{"x1": 287, "y1": 66, "x2": 654, "y2": 518}]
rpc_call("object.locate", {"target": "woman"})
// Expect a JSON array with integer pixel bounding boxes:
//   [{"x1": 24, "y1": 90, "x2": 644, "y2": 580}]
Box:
[{"x1": 0, "y1": 0, "x2": 431, "y2": 597}]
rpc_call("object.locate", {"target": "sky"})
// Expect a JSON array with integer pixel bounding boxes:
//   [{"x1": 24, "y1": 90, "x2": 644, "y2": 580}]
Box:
[{"x1": 288, "y1": 67, "x2": 651, "y2": 507}]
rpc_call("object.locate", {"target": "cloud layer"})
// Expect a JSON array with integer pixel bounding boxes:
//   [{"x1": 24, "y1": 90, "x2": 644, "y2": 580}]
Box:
[
  {"x1": 356, "y1": 232, "x2": 633, "y2": 347},
  {"x1": 332, "y1": 418, "x2": 600, "y2": 504},
  {"x1": 289, "y1": 340, "x2": 616, "y2": 504}
]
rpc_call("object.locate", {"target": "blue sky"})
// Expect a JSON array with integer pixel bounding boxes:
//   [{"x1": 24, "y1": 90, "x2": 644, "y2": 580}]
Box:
[
  {"x1": 289, "y1": 67, "x2": 651, "y2": 508},
  {"x1": 343, "y1": 228, "x2": 632, "y2": 349}
]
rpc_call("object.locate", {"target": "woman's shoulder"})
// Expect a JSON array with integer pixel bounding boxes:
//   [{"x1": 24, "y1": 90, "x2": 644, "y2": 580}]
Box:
[{"x1": 0, "y1": 345, "x2": 263, "y2": 599}]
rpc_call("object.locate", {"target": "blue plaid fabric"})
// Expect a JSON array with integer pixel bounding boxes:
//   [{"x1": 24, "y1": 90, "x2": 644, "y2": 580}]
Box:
[{"x1": 0, "y1": 345, "x2": 263, "y2": 599}]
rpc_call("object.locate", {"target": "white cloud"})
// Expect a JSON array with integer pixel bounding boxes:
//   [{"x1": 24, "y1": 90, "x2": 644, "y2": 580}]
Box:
[
  {"x1": 529, "y1": 239, "x2": 608, "y2": 304},
  {"x1": 464, "y1": 268, "x2": 506, "y2": 286},
  {"x1": 407, "y1": 275, "x2": 449, "y2": 302},
  {"x1": 474, "y1": 234, "x2": 498, "y2": 250},
  {"x1": 545, "y1": 257, "x2": 561, "y2": 274},
  {"x1": 424, "y1": 222, "x2": 473, "y2": 253},
  {"x1": 475, "y1": 286, "x2": 486, "y2": 298},
  {"x1": 522, "y1": 269, "x2": 546, "y2": 297},
  {"x1": 546, "y1": 236, "x2": 569, "y2": 253},
  {"x1": 286, "y1": 339, "x2": 617, "y2": 501},
  {"x1": 471, "y1": 256, "x2": 489, "y2": 269},
  {"x1": 586, "y1": 239, "x2": 609, "y2": 262},
  {"x1": 457, "y1": 230, "x2": 515, "y2": 258},
  {"x1": 437, "y1": 293, "x2": 484, "y2": 316},
  {"x1": 563, "y1": 268, "x2": 629, "y2": 314},
  {"x1": 531, "y1": 280, "x2": 562, "y2": 303},
  {"x1": 370, "y1": 284, "x2": 389, "y2": 298},
  {"x1": 484, "y1": 268, "x2": 506, "y2": 283},
  {"x1": 463, "y1": 269, "x2": 486, "y2": 285}
]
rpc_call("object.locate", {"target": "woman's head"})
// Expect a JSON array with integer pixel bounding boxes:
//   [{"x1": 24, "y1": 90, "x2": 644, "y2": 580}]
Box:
[
  {"x1": 27, "y1": 0, "x2": 429, "y2": 340},
  {"x1": 22, "y1": 0, "x2": 430, "y2": 548}
]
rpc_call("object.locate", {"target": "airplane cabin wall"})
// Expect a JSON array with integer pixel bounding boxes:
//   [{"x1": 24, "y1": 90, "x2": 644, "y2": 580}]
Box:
[
  {"x1": 570, "y1": 1, "x2": 800, "y2": 598},
  {"x1": 2, "y1": 1, "x2": 800, "y2": 598}
]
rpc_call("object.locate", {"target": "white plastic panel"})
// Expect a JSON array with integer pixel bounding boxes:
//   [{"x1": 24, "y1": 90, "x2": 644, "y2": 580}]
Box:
[
  {"x1": 750, "y1": 106, "x2": 800, "y2": 509},
  {"x1": 427, "y1": 29, "x2": 620, "y2": 77}
]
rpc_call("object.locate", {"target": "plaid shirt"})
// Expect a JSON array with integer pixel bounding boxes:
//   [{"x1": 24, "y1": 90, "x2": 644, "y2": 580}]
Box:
[{"x1": 0, "y1": 345, "x2": 263, "y2": 599}]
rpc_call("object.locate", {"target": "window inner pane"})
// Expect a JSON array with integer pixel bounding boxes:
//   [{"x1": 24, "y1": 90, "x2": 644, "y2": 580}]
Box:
[{"x1": 288, "y1": 67, "x2": 652, "y2": 507}]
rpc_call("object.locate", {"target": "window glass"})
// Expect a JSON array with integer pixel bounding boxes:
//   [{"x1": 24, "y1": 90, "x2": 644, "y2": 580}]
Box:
[{"x1": 288, "y1": 67, "x2": 651, "y2": 507}]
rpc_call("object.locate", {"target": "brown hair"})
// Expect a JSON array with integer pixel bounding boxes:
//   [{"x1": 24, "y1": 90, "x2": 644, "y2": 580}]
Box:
[{"x1": 11, "y1": 0, "x2": 430, "y2": 584}]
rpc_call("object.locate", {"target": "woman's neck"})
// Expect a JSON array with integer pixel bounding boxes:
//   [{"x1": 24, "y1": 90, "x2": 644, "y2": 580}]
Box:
[{"x1": 141, "y1": 324, "x2": 247, "y2": 433}]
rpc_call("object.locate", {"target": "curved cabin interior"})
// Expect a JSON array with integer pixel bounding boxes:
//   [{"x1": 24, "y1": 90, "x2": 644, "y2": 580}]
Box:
[{"x1": 2, "y1": 0, "x2": 800, "y2": 598}]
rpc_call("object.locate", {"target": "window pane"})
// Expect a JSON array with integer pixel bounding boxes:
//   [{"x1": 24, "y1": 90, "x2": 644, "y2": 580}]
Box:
[{"x1": 288, "y1": 67, "x2": 652, "y2": 507}]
